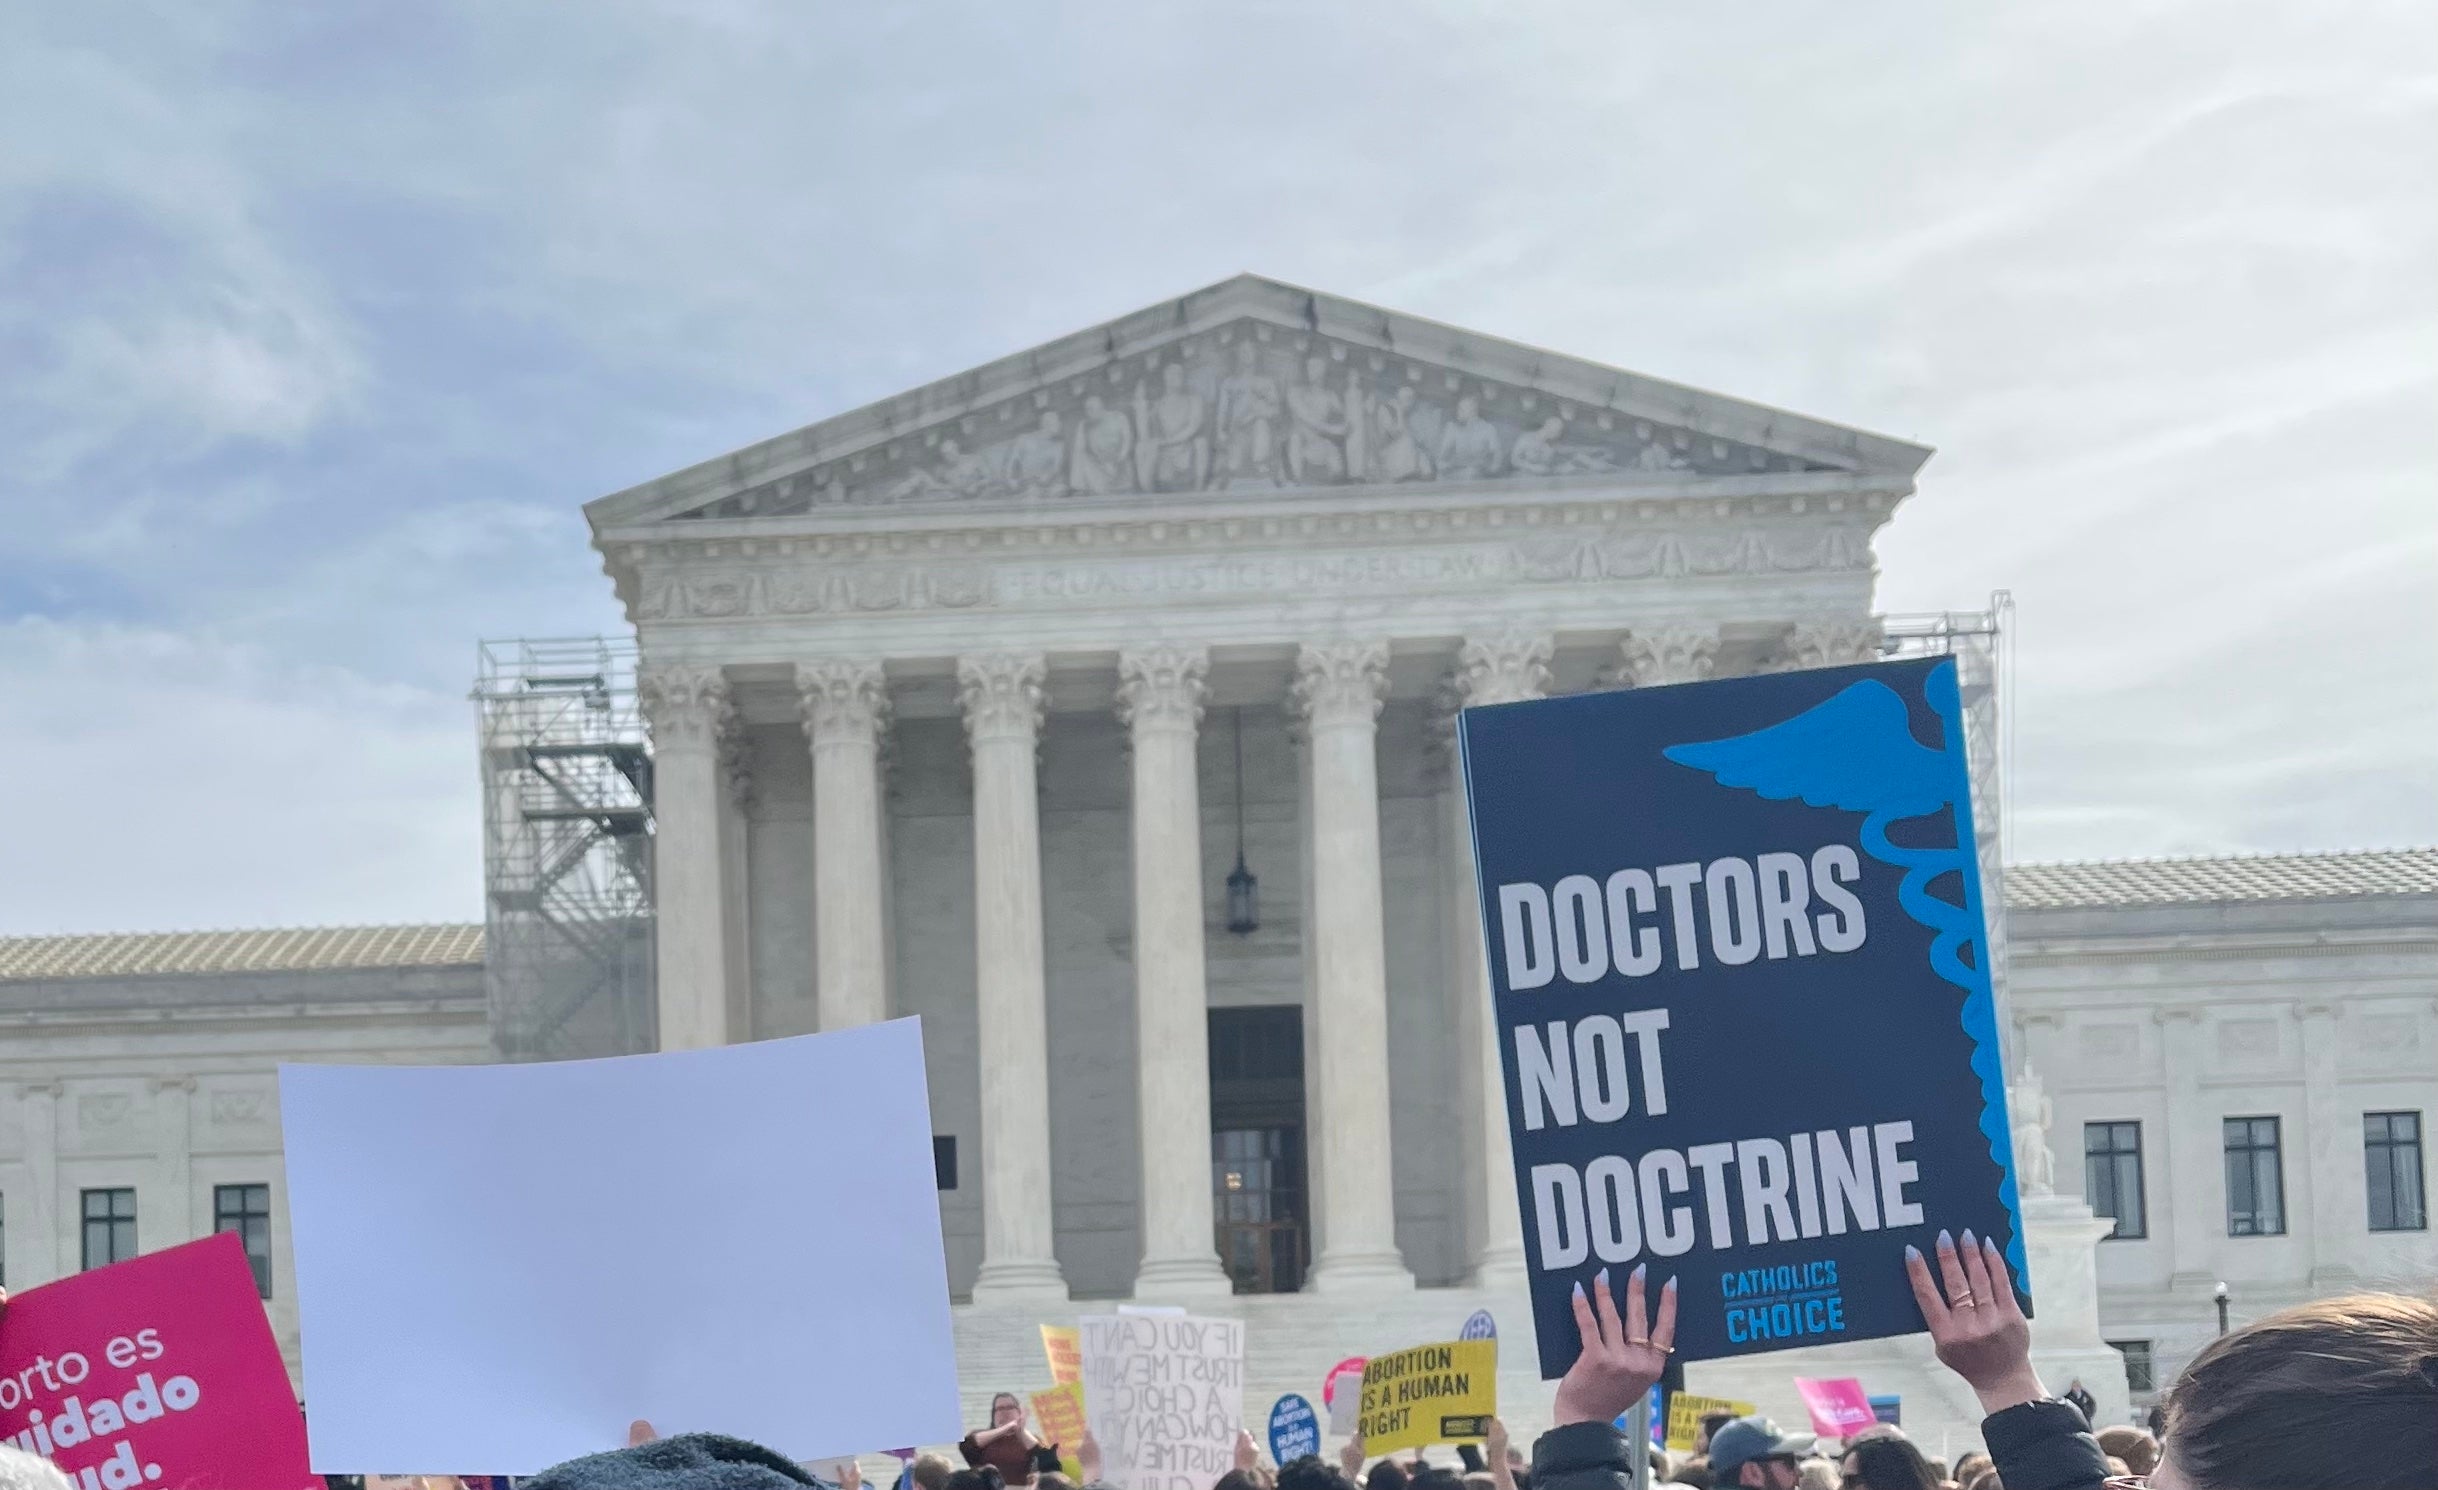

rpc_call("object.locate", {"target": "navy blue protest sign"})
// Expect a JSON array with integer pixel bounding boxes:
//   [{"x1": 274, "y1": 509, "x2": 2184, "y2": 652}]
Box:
[{"x1": 1457, "y1": 656, "x2": 2023, "y2": 1377}]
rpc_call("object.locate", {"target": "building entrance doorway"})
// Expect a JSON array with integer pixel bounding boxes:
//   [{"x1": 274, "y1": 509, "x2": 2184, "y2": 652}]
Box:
[{"x1": 1208, "y1": 1005, "x2": 1308, "y2": 1294}]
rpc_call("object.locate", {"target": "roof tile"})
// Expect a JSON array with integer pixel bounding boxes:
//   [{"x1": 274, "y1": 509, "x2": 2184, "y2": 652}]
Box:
[
  {"x1": 0, "y1": 924, "x2": 486, "y2": 982},
  {"x1": 2004, "y1": 848, "x2": 2438, "y2": 910}
]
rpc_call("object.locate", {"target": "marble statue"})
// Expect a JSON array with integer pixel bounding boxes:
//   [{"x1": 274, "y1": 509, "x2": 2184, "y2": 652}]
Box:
[
  {"x1": 1213, "y1": 342, "x2": 1284, "y2": 488},
  {"x1": 889, "y1": 438, "x2": 1000, "y2": 501},
  {"x1": 1511, "y1": 416, "x2": 1621, "y2": 477},
  {"x1": 1435, "y1": 394, "x2": 1503, "y2": 481},
  {"x1": 1635, "y1": 438, "x2": 1689, "y2": 472},
  {"x1": 2010, "y1": 1065, "x2": 2057, "y2": 1197},
  {"x1": 1285, "y1": 355, "x2": 1351, "y2": 485},
  {"x1": 1069, "y1": 394, "x2": 1134, "y2": 496},
  {"x1": 1367, "y1": 385, "x2": 1432, "y2": 482},
  {"x1": 1006, "y1": 411, "x2": 1068, "y2": 499},
  {"x1": 1133, "y1": 361, "x2": 1210, "y2": 492}
]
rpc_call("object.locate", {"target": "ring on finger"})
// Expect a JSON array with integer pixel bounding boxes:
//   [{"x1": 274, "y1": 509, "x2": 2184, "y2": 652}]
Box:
[{"x1": 1954, "y1": 1292, "x2": 1976, "y2": 1307}]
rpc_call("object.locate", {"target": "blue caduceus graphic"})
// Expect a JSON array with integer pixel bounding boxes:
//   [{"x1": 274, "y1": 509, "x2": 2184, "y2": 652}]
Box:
[{"x1": 1659, "y1": 661, "x2": 2025, "y2": 1279}]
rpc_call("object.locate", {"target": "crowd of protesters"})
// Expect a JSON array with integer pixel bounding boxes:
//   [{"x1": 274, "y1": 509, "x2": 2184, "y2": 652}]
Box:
[{"x1": 0, "y1": 1233, "x2": 2431, "y2": 1490}]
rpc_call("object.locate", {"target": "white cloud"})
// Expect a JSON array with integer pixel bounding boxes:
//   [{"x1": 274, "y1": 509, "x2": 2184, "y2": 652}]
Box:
[{"x1": 0, "y1": 618, "x2": 475, "y2": 933}]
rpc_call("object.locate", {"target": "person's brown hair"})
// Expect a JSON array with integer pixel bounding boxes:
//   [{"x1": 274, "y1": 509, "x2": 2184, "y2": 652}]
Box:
[
  {"x1": 2091, "y1": 1427, "x2": 2157, "y2": 1477},
  {"x1": 2163, "y1": 1291, "x2": 2438, "y2": 1490}
]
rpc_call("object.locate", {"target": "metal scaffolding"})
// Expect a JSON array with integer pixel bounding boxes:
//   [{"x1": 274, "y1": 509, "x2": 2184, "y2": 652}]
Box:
[
  {"x1": 1882, "y1": 591, "x2": 2019, "y2": 1067},
  {"x1": 475, "y1": 637, "x2": 655, "y2": 1061}
]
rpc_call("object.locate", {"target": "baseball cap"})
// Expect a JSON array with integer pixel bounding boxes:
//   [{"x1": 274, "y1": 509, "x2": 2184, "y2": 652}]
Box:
[{"x1": 1706, "y1": 1417, "x2": 1817, "y2": 1480}]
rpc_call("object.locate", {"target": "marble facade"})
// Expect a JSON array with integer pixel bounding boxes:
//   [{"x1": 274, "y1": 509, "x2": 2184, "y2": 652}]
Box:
[{"x1": 585, "y1": 275, "x2": 1924, "y2": 1306}]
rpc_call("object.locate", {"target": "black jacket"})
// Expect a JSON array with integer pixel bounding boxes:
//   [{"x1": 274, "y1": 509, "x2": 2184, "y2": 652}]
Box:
[
  {"x1": 1529, "y1": 1403, "x2": 2113, "y2": 1490},
  {"x1": 1528, "y1": 1421, "x2": 1641, "y2": 1490},
  {"x1": 1983, "y1": 1399, "x2": 2111, "y2": 1490}
]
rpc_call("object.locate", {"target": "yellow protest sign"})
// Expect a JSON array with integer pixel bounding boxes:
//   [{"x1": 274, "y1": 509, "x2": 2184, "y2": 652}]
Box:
[
  {"x1": 1356, "y1": 1339, "x2": 1497, "y2": 1454},
  {"x1": 1042, "y1": 1323, "x2": 1082, "y2": 1386},
  {"x1": 1664, "y1": 1394, "x2": 1757, "y2": 1453},
  {"x1": 1031, "y1": 1381, "x2": 1089, "y2": 1477}
]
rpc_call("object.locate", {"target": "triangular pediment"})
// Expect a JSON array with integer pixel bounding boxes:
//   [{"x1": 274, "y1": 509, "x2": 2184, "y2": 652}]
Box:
[{"x1": 587, "y1": 275, "x2": 1930, "y2": 531}]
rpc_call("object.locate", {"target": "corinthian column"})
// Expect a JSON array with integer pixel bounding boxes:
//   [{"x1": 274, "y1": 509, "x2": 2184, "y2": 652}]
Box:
[
  {"x1": 640, "y1": 662, "x2": 734, "y2": 1051},
  {"x1": 798, "y1": 659, "x2": 892, "y2": 1032},
  {"x1": 1759, "y1": 618, "x2": 1885, "y2": 673},
  {"x1": 1293, "y1": 640, "x2": 1414, "y2": 1292},
  {"x1": 1447, "y1": 634, "x2": 1552, "y2": 1287},
  {"x1": 1616, "y1": 625, "x2": 1718, "y2": 687},
  {"x1": 1118, "y1": 646, "x2": 1232, "y2": 1298},
  {"x1": 959, "y1": 651, "x2": 1069, "y2": 1302}
]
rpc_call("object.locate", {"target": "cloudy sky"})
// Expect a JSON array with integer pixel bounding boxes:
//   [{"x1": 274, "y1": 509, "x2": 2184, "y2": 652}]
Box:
[{"x1": 3, "y1": 2, "x2": 2431, "y2": 934}]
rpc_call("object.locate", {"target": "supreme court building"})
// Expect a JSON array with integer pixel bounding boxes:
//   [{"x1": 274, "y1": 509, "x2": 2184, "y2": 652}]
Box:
[{"x1": 585, "y1": 274, "x2": 1919, "y2": 1309}]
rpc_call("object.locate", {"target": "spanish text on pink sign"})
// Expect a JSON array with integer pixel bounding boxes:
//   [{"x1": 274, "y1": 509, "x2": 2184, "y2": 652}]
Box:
[
  {"x1": 0, "y1": 1232, "x2": 316, "y2": 1490},
  {"x1": 1792, "y1": 1376, "x2": 1877, "y2": 1439}
]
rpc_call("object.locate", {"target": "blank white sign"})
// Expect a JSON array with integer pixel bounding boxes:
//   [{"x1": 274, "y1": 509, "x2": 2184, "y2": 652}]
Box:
[{"x1": 280, "y1": 1018, "x2": 960, "y2": 1475}]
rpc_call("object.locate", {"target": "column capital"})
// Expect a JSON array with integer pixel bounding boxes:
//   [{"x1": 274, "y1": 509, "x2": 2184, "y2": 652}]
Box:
[
  {"x1": 1616, "y1": 625, "x2": 1718, "y2": 687},
  {"x1": 2153, "y1": 1006, "x2": 2205, "y2": 1026},
  {"x1": 147, "y1": 1075, "x2": 198, "y2": 1095},
  {"x1": 1452, "y1": 632, "x2": 1554, "y2": 706},
  {"x1": 1759, "y1": 617, "x2": 1885, "y2": 673},
  {"x1": 796, "y1": 658, "x2": 891, "y2": 746},
  {"x1": 958, "y1": 651, "x2": 1048, "y2": 745},
  {"x1": 639, "y1": 663, "x2": 732, "y2": 752},
  {"x1": 1116, "y1": 646, "x2": 1209, "y2": 736},
  {"x1": 719, "y1": 712, "x2": 756, "y2": 812},
  {"x1": 1291, "y1": 640, "x2": 1390, "y2": 729}
]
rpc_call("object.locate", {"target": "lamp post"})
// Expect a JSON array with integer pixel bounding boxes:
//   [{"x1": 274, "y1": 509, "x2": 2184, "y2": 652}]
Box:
[{"x1": 2214, "y1": 1280, "x2": 2230, "y2": 1336}]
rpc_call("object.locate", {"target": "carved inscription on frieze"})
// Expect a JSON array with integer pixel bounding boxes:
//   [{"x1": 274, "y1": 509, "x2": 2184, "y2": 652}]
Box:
[{"x1": 634, "y1": 519, "x2": 1874, "y2": 621}]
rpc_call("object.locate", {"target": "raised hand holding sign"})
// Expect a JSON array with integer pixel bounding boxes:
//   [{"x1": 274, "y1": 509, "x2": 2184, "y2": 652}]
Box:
[{"x1": 1550, "y1": 1266, "x2": 1679, "y2": 1427}]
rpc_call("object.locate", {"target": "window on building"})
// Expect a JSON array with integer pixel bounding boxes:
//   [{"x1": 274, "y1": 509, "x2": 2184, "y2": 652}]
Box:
[
  {"x1": 214, "y1": 1184, "x2": 274, "y2": 1297},
  {"x1": 80, "y1": 1188, "x2": 137, "y2": 1270},
  {"x1": 2083, "y1": 1121, "x2": 2147, "y2": 1239},
  {"x1": 2107, "y1": 1339, "x2": 2156, "y2": 1395},
  {"x1": 2224, "y1": 1116, "x2": 2286, "y2": 1237},
  {"x1": 933, "y1": 1136, "x2": 958, "y2": 1192},
  {"x1": 2365, "y1": 1111, "x2": 2427, "y2": 1233}
]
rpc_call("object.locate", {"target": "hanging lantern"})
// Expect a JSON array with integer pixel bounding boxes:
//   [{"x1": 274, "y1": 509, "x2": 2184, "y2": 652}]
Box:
[
  {"x1": 1226, "y1": 850, "x2": 1259, "y2": 936},
  {"x1": 1226, "y1": 708, "x2": 1260, "y2": 935}
]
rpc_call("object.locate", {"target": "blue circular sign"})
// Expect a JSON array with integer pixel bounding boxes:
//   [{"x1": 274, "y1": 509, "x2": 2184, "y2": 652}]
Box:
[
  {"x1": 1269, "y1": 1393, "x2": 1322, "y2": 1465},
  {"x1": 1459, "y1": 1308, "x2": 1498, "y2": 1341}
]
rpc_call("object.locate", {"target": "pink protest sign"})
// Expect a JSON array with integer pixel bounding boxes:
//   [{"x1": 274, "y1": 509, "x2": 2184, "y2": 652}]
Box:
[
  {"x1": 0, "y1": 1231, "x2": 317, "y2": 1490},
  {"x1": 1792, "y1": 1376, "x2": 1877, "y2": 1439}
]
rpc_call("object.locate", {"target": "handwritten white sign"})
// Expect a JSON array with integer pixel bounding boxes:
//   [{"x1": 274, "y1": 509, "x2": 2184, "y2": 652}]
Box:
[{"x1": 1079, "y1": 1313, "x2": 1245, "y2": 1490}]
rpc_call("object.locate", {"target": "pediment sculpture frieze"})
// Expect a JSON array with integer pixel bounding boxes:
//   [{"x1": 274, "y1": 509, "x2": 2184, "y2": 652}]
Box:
[{"x1": 671, "y1": 323, "x2": 1838, "y2": 521}]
